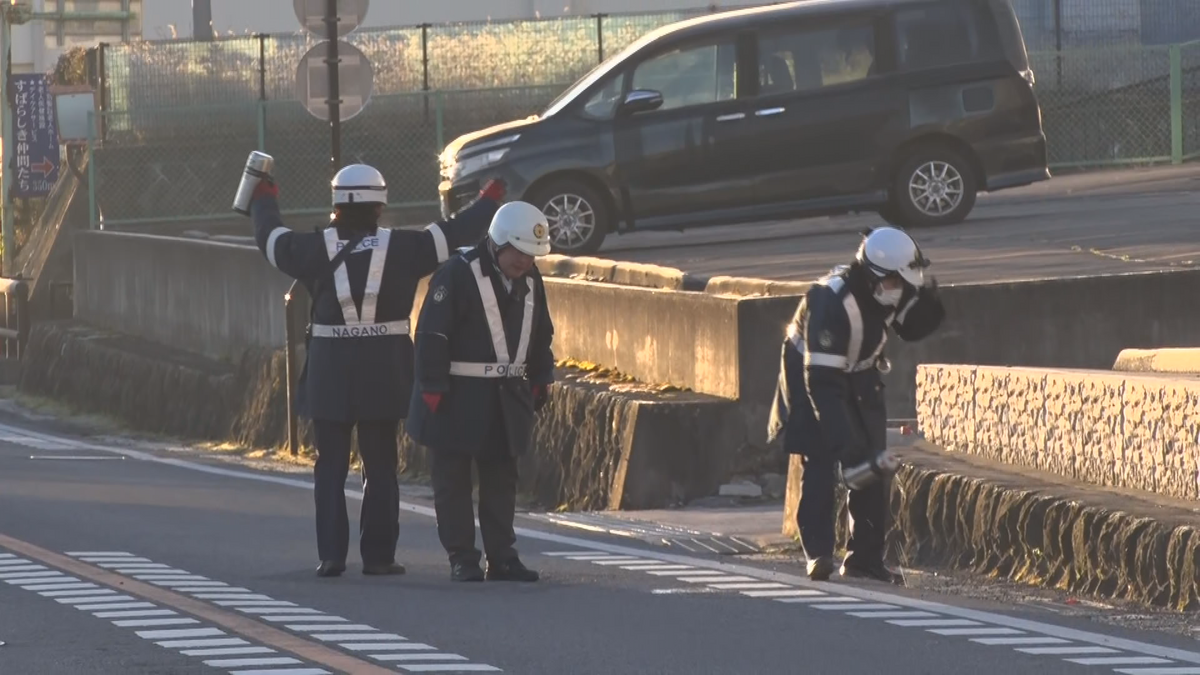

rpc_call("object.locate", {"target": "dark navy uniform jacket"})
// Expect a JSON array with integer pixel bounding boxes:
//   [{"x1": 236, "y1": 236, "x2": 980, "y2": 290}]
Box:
[
  {"x1": 405, "y1": 239, "x2": 555, "y2": 456},
  {"x1": 251, "y1": 194, "x2": 499, "y2": 422},
  {"x1": 767, "y1": 264, "x2": 944, "y2": 465}
]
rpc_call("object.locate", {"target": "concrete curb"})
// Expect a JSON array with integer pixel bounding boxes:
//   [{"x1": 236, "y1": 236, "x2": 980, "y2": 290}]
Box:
[
  {"x1": 1113, "y1": 347, "x2": 1200, "y2": 374},
  {"x1": 783, "y1": 441, "x2": 1200, "y2": 610},
  {"x1": 535, "y1": 254, "x2": 812, "y2": 298}
]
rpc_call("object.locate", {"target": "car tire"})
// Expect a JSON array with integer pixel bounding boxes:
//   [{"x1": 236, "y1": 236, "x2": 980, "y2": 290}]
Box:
[
  {"x1": 886, "y1": 146, "x2": 977, "y2": 228},
  {"x1": 526, "y1": 178, "x2": 610, "y2": 255}
]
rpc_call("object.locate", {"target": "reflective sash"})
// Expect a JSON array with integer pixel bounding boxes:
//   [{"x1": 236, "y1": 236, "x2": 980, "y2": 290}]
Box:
[
  {"x1": 449, "y1": 257, "x2": 535, "y2": 378},
  {"x1": 311, "y1": 319, "x2": 409, "y2": 339},
  {"x1": 790, "y1": 275, "x2": 894, "y2": 373},
  {"x1": 321, "y1": 227, "x2": 392, "y2": 330}
]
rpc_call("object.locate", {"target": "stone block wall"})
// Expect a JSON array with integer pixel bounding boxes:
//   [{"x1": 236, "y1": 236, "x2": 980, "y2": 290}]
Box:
[{"x1": 916, "y1": 364, "x2": 1200, "y2": 501}]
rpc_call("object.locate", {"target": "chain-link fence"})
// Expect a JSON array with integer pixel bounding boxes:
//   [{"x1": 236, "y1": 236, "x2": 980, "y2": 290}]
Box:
[
  {"x1": 85, "y1": 2, "x2": 1200, "y2": 227},
  {"x1": 88, "y1": 86, "x2": 564, "y2": 225},
  {"x1": 1030, "y1": 40, "x2": 1200, "y2": 166}
]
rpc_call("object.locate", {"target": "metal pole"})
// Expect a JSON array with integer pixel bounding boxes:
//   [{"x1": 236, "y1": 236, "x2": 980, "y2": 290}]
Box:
[
  {"x1": 1, "y1": 10, "x2": 12, "y2": 276},
  {"x1": 324, "y1": 0, "x2": 341, "y2": 174}
]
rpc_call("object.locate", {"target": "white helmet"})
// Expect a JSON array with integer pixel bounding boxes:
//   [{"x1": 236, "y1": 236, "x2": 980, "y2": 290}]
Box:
[
  {"x1": 488, "y1": 201, "x2": 552, "y2": 257},
  {"x1": 856, "y1": 226, "x2": 929, "y2": 287},
  {"x1": 331, "y1": 164, "x2": 387, "y2": 205}
]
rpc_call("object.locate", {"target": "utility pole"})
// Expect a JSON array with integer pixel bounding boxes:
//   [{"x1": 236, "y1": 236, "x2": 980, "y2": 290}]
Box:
[
  {"x1": 324, "y1": 0, "x2": 341, "y2": 174},
  {"x1": 1, "y1": 6, "x2": 14, "y2": 276}
]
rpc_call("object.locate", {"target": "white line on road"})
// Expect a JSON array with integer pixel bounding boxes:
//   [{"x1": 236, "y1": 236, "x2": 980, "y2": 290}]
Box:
[
  {"x1": 10, "y1": 421, "x2": 1200, "y2": 673},
  {"x1": 1018, "y1": 646, "x2": 1120, "y2": 655},
  {"x1": 928, "y1": 628, "x2": 1023, "y2": 636},
  {"x1": 182, "y1": 646, "x2": 277, "y2": 656}
]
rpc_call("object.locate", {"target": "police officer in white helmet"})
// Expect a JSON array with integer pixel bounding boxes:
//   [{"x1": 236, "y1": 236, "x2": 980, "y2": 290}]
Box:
[
  {"x1": 249, "y1": 162, "x2": 506, "y2": 578},
  {"x1": 406, "y1": 201, "x2": 556, "y2": 583},
  {"x1": 767, "y1": 226, "x2": 944, "y2": 583}
]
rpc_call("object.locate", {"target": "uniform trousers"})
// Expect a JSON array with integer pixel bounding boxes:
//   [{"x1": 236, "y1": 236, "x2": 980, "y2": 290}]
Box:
[
  {"x1": 429, "y1": 408, "x2": 519, "y2": 567},
  {"x1": 311, "y1": 419, "x2": 400, "y2": 565},
  {"x1": 796, "y1": 452, "x2": 888, "y2": 568}
]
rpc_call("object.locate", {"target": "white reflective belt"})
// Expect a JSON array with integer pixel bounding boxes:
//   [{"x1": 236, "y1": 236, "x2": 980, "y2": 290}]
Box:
[
  {"x1": 449, "y1": 362, "x2": 528, "y2": 378},
  {"x1": 311, "y1": 319, "x2": 410, "y2": 339},
  {"x1": 322, "y1": 228, "x2": 392, "y2": 325}
]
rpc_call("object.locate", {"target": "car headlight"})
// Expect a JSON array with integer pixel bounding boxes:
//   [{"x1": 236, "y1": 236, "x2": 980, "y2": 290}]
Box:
[{"x1": 446, "y1": 147, "x2": 510, "y2": 183}]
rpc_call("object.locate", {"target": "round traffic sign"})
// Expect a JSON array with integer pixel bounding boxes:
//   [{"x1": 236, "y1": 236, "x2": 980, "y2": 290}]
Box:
[
  {"x1": 293, "y1": 0, "x2": 369, "y2": 39},
  {"x1": 295, "y1": 40, "x2": 375, "y2": 122}
]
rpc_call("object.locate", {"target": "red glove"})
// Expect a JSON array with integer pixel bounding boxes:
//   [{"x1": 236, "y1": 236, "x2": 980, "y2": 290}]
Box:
[
  {"x1": 422, "y1": 392, "x2": 442, "y2": 413},
  {"x1": 479, "y1": 179, "x2": 506, "y2": 202},
  {"x1": 253, "y1": 178, "x2": 279, "y2": 201}
]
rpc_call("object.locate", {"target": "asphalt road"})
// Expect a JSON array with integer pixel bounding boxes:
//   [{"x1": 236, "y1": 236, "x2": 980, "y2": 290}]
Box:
[
  {"x1": 593, "y1": 164, "x2": 1200, "y2": 284},
  {"x1": 4, "y1": 418, "x2": 1200, "y2": 675}
]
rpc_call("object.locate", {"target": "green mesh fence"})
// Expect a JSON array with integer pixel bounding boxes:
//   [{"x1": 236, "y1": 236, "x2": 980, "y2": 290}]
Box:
[
  {"x1": 89, "y1": 87, "x2": 565, "y2": 225},
  {"x1": 89, "y1": 3, "x2": 1200, "y2": 226}
]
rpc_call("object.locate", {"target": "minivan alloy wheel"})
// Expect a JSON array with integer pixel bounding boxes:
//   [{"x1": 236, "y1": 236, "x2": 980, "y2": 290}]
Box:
[
  {"x1": 544, "y1": 193, "x2": 596, "y2": 251},
  {"x1": 908, "y1": 160, "x2": 964, "y2": 217}
]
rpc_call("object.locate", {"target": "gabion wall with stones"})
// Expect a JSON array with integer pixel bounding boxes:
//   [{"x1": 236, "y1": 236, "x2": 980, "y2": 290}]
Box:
[{"x1": 916, "y1": 364, "x2": 1200, "y2": 501}]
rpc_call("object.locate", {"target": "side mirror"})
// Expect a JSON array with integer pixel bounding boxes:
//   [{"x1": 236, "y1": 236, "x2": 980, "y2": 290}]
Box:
[{"x1": 620, "y1": 89, "x2": 663, "y2": 115}]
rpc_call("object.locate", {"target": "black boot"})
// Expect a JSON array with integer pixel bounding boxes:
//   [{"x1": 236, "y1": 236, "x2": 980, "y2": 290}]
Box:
[
  {"x1": 363, "y1": 562, "x2": 406, "y2": 576},
  {"x1": 806, "y1": 556, "x2": 835, "y2": 581},
  {"x1": 840, "y1": 559, "x2": 905, "y2": 586},
  {"x1": 316, "y1": 561, "x2": 346, "y2": 578},
  {"x1": 485, "y1": 557, "x2": 539, "y2": 582},
  {"x1": 451, "y1": 561, "x2": 485, "y2": 582}
]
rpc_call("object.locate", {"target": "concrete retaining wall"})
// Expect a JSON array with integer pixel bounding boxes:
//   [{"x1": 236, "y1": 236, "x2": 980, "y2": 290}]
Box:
[
  {"x1": 18, "y1": 320, "x2": 742, "y2": 511},
  {"x1": 916, "y1": 364, "x2": 1200, "y2": 501},
  {"x1": 71, "y1": 233, "x2": 1200, "y2": 423},
  {"x1": 781, "y1": 442, "x2": 1200, "y2": 611}
]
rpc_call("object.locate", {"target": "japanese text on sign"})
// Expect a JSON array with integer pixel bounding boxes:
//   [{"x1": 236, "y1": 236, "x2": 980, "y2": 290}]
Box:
[{"x1": 10, "y1": 74, "x2": 60, "y2": 198}]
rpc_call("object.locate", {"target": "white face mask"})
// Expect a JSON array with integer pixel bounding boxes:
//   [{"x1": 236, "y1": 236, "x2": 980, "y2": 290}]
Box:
[{"x1": 874, "y1": 286, "x2": 903, "y2": 307}]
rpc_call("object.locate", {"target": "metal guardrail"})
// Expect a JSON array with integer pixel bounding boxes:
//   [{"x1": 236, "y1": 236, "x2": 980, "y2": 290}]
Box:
[{"x1": 0, "y1": 278, "x2": 30, "y2": 360}]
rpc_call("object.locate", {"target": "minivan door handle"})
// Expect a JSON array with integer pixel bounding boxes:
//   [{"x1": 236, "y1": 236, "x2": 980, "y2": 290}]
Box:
[
  {"x1": 755, "y1": 107, "x2": 785, "y2": 117},
  {"x1": 716, "y1": 112, "x2": 745, "y2": 122}
]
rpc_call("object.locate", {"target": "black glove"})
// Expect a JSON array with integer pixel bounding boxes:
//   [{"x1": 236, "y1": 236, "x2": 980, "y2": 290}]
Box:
[{"x1": 532, "y1": 384, "x2": 549, "y2": 412}]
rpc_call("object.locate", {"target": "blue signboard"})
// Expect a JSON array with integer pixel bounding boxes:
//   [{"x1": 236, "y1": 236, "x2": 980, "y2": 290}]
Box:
[{"x1": 10, "y1": 74, "x2": 60, "y2": 198}]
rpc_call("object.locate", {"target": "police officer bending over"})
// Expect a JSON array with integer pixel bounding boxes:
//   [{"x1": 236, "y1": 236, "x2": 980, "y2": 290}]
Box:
[
  {"x1": 250, "y1": 163, "x2": 504, "y2": 578},
  {"x1": 406, "y1": 201, "x2": 555, "y2": 583},
  {"x1": 768, "y1": 227, "x2": 944, "y2": 583}
]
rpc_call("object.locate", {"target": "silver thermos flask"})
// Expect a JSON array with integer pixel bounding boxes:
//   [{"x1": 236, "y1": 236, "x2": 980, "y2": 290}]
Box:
[
  {"x1": 841, "y1": 448, "x2": 901, "y2": 490},
  {"x1": 232, "y1": 151, "x2": 275, "y2": 216}
]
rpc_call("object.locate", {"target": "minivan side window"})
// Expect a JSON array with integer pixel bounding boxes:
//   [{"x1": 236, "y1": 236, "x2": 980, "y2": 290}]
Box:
[
  {"x1": 894, "y1": 0, "x2": 1004, "y2": 71},
  {"x1": 756, "y1": 21, "x2": 876, "y2": 96},
  {"x1": 630, "y1": 41, "x2": 737, "y2": 112}
]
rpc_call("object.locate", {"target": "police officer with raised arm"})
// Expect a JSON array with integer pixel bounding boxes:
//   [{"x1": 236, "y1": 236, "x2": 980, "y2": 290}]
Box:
[
  {"x1": 405, "y1": 201, "x2": 555, "y2": 583},
  {"x1": 767, "y1": 227, "x2": 944, "y2": 583},
  {"x1": 248, "y1": 161, "x2": 505, "y2": 578}
]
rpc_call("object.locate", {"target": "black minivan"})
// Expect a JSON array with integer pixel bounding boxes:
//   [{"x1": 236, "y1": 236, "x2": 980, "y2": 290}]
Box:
[{"x1": 438, "y1": 0, "x2": 1049, "y2": 255}]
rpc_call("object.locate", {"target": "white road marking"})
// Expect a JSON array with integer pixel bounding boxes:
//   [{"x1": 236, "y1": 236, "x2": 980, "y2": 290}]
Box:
[
  {"x1": 928, "y1": 628, "x2": 1022, "y2": 636},
  {"x1": 48, "y1": 590, "x2": 120, "y2": 599},
  {"x1": 66, "y1": 551, "x2": 137, "y2": 556},
  {"x1": 618, "y1": 564, "x2": 694, "y2": 571},
  {"x1": 288, "y1": 624, "x2": 376, "y2": 632},
  {"x1": 226, "y1": 662, "x2": 331, "y2": 667},
  {"x1": 0, "y1": 565, "x2": 52, "y2": 574},
  {"x1": 342, "y1": 643, "x2": 437, "y2": 651},
  {"x1": 1114, "y1": 669, "x2": 1200, "y2": 675},
  {"x1": 1017, "y1": 645, "x2": 1118, "y2": 654},
  {"x1": 0, "y1": 570, "x2": 61, "y2": 579},
  {"x1": 158, "y1": 638, "x2": 249, "y2": 648},
  {"x1": 889, "y1": 619, "x2": 982, "y2": 627},
  {"x1": 114, "y1": 617, "x2": 201, "y2": 627},
  {"x1": 777, "y1": 596, "x2": 856, "y2": 604},
  {"x1": 741, "y1": 589, "x2": 825, "y2": 598},
  {"x1": 213, "y1": 600, "x2": 299, "y2": 607},
  {"x1": 136, "y1": 627, "x2": 225, "y2": 639},
  {"x1": 175, "y1": 586, "x2": 253, "y2": 593},
  {"x1": 680, "y1": 575, "x2": 757, "y2": 583},
  {"x1": 21, "y1": 582, "x2": 97, "y2": 591},
  {"x1": 589, "y1": 558, "x2": 652, "y2": 566},
  {"x1": 204, "y1": 657, "x2": 304, "y2": 667},
  {"x1": 182, "y1": 646, "x2": 277, "y2": 656},
  {"x1": 1069, "y1": 657, "x2": 1173, "y2": 665},
  {"x1": 707, "y1": 582, "x2": 791, "y2": 590},
  {"x1": 973, "y1": 637, "x2": 1069, "y2": 646},
  {"x1": 199, "y1": 594, "x2": 281, "y2": 601},
  {"x1": 263, "y1": 615, "x2": 348, "y2": 622},
  {"x1": 94, "y1": 609, "x2": 178, "y2": 618},
  {"x1": 237, "y1": 607, "x2": 323, "y2": 615},
  {"x1": 228, "y1": 669, "x2": 331, "y2": 675},
  {"x1": 10, "y1": 422, "x2": 1199, "y2": 671},
  {"x1": 645, "y1": 569, "x2": 722, "y2": 576},
  {"x1": 815, "y1": 603, "x2": 899, "y2": 611},
  {"x1": 75, "y1": 601, "x2": 155, "y2": 610},
  {"x1": 310, "y1": 634, "x2": 408, "y2": 641},
  {"x1": 390, "y1": 665, "x2": 500, "y2": 672},
  {"x1": 371, "y1": 653, "x2": 468, "y2": 661}
]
